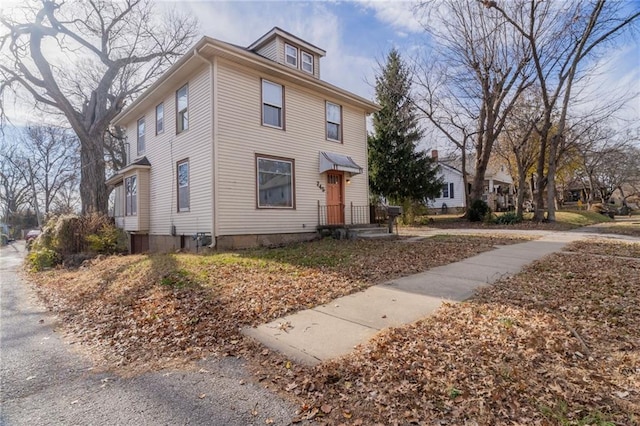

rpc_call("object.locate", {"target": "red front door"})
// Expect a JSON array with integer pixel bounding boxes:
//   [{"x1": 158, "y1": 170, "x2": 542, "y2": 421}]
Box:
[{"x1": 326, "y1": 172, "x2": 344, "y2": 224}]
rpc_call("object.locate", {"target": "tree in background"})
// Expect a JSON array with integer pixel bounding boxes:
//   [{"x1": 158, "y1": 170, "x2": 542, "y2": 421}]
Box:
[
  {"x1": 414, "y1": 0, "x2": 534, "y2": 217},
  {"x1": 0, "y1": 0, "x2": 197, "y2": 214},
  {"x1": 368, "y1": 48, "x2": 442, "y2": 222},
  {"x1": 490, "y1": 0, "x2": 640, "y2": 221}
]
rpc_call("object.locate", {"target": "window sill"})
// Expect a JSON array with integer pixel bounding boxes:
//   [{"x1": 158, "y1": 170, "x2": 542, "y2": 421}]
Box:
[{"x1": 262, "y1": 123, "x2": 284, "y2": 130}]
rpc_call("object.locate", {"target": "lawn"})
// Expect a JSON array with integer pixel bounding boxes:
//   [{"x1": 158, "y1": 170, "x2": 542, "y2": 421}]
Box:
[
  {"x1": 28, "y1": 235, "x2": 526, "y2": 367},
  {"x1": 420, "y1": 210, "x2": 613, "y2": 231},
  {"x1": 26, "y1": 234, "x2": 640, "y2": 424},
  {"x1": 260, "y1": 239, "x2": 640, "y2": 425}
]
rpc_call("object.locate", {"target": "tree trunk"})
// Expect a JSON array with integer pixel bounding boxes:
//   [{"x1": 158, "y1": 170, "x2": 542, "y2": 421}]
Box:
[
  {"x1": 516, "y1": 169, "x2": 527, "y2": 219},
  {"x1": 546, "y1": 134, "x2": 559, "y2": 222},
  {"x1": 79, "y1": 134, "x2": 108, "y2": 215}
]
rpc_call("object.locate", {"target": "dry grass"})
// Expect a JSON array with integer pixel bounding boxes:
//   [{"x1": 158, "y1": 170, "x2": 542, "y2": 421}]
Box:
[
  {"x1": 28, "y1": 235, "x2": 527, "y2": 368},
  {"x1": 260, "y1": 244, "x2": 640, "y2": 425}
]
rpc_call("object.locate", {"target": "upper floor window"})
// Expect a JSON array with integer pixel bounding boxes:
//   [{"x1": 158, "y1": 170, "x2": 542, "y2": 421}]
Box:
[
  {"x1": 257, "y1": 155, "x2": 294, "y2": 209},
  {"x1": 176, "y1": 84, "x2": 188, "y2": 133},
  {"x1": 262, "y1": 79, "x2": 283, "y2": 129},
  {"x1": 125, "y1": 175, "x2": 137, "y2": 216},
  {"x1": 156, "y1": 103, "x2": 164, "y2": 134},
  {"x1": 285, "y1": 44, "x2": 298, "y2": 67},
  {"x1": 301, "y1": 51, "x2": 313, "y2": 74},
  {"x1": 177, "y1": 159, "x2": 190, "y2": 212},
  {"x1": 137, "y1": 117, "x2": 145, "y2": 155},
  {"x1": 326, "y1": 102, "x2": 342, "y2": 142}
]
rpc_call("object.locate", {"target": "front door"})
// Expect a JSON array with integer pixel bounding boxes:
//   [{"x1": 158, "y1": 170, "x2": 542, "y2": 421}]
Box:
[{"x1": 326, "y1": 172, "x2": 344, "y2": 225}]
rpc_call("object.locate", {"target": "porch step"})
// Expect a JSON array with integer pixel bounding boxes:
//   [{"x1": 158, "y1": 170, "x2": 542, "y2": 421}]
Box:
[{"x1": 347, "y1": 226, "x2": 396, "y2": 240}]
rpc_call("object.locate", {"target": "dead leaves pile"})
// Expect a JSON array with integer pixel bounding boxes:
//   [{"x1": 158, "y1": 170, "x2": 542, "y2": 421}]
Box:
[
  {"x1": 256, "y1": 241, "x2": 639, "y2": 425},
  {"x1": 27, "y1": 235, "x2": 522, "y2": 369}
]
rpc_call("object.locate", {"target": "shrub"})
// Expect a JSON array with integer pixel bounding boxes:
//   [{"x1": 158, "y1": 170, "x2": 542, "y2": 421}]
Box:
[
  {"x1": 86, "y1": 225, "x2": 127, "y2": 254},
  {"x1": 468, "y1": 199, "x2": 491, "y2": 222},
  {"x1": 26, "y1": 247, "x2": 60, "y2": 271},
  {"x1": 495, "y1": 211, "x2": 522, "y2": 225},
  {"x1": 30, "y1": 214, "x2": 126, "y2": 268}
]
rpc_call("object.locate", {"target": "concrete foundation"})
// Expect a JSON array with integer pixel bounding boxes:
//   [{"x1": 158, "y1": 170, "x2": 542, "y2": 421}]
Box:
[
  {"x1": 145, "y1": 232, "x2": 319, "y2": 253},
  {"x1": 216, "y1": 232, "x2": 318, "y2": 250}
]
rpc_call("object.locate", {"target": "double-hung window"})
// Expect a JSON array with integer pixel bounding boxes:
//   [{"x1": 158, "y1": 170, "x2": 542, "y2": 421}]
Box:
[
  {"x1": 156, "y1": 103, "x2": 164, "y2": 134},
  {"x1": 285, "y1": 44, "x2": 298, "y2": 67},
  {"x1": 125, "y1": 175, "x2": 137, "y2": 216},
  {"x1": 301, "y1": 51, "x2": 313, "y2": 73},
  {"x1": 442, "y1": 182, "x2": 454, "y2": 199},
  {"x1": 262, "y1": 80, "x2": 283, "y2": 128},
  {"x1": 326, "y1": 102, "x2": 342, "y2": 142},
  {"x1": 176, "y1": 84, "x2": 188, "y2": 133},
  {"x1": 177, "y1": 160, "x2": 190, "y2": 212},
  {"x1": 137, "y1": 117, "x2": 145, "y2": 155},
  {"x1": 257, "y1": 155, "x2": 294, "y2": 208}
]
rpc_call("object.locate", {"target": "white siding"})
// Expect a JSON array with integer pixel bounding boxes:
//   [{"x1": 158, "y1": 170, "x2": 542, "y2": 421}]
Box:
[
  {"x1": 121, "y1": 65, "x2": 214, "y2": 237},
  {"x1": 256, "y1": 40, "x2": 278, "y2": 62},
  {"x1": 431, "y1": 166, "x2": 466, "y2": 209},
  {"x1": 215, "y1": 59, "x2": 369, "y2": 235}
]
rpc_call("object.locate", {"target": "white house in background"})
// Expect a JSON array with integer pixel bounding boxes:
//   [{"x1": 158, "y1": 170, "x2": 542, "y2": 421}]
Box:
[
  {"x1": 429, "y1": 150, "x2": 515, "y2": 213},
  {"x1": 107, "y1": 27, "x2": 378, "y2": 253},
  {"x1": 430, "y1": 162, "x2": 467, "y2": 212}
]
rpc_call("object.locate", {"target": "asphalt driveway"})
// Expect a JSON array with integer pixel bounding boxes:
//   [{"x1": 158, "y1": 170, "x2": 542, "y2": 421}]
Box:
[{"x1": 0, "y1": 241, "x2": 298, "y2": 426}]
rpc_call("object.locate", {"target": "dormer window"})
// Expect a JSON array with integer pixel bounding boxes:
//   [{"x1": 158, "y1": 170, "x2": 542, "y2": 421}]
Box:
[
  {"x1": 301, "y1": 51, "x2": 313, "y2": 73},
  {"x1": 285, "y1": 44, "x2": 298, "y2": 67}
]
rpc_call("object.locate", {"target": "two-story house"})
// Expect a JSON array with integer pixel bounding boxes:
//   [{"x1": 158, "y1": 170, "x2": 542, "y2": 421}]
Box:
[{"x1": 107, "y1": 27, "x2": 379, "y2": 252}]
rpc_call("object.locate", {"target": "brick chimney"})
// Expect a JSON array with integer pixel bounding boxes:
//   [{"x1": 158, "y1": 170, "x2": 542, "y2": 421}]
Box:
[{"x1": 431, "y1": 149, "x2": 439, "y2": 161}]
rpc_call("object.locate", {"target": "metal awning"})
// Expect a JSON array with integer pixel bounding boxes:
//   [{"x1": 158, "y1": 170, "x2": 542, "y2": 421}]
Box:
[{"x1": 319, "y1": 151, "x2": 363, "y2": 175}]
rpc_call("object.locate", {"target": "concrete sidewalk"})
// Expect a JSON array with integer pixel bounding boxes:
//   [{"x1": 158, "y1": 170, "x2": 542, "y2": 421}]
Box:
[{"x1": 241, "y1": 230, "x2": 615, "y2": 366}]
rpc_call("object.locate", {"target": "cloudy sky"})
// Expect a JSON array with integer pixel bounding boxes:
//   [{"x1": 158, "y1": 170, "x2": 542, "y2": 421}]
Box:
[{"x1": 2, "y1": 0, "x2": 639, "y2": 144}]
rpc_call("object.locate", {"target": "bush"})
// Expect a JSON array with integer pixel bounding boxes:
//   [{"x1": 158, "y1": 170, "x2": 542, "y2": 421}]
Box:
[
  {"x1": 26, "y1": 247, "x2": 60, "y2": 271},
  {"x1": 495, "y1": 211, "x2": 522, "y2": 225},
  {"x1": 30, "y1": 214, "x2": 126, "y2": 268},
  {"x1": 468, "y1": 199, "x2": 491, "y2": 222},
  {"x1": 86, "y1": 225, "x2": 127, "y2": 254}
]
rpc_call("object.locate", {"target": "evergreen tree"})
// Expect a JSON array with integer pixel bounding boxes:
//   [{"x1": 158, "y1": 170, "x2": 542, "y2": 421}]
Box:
[{"x1": 369, "y1": 49, "x2": 442, "y2": 211}]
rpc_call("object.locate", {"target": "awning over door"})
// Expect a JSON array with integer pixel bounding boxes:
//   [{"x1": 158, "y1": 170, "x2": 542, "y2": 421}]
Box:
[{"x1": 319, "y1": 151, "x2": 363, "y2": 175}]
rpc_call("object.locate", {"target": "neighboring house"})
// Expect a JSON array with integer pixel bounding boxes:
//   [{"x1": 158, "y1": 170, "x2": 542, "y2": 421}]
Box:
[
  {"x1": 107, "y1": 27, "x2": 379, "y2": 252},
  {"x1": 429, "y1": 150, "x2": 515, "y2": 213}
]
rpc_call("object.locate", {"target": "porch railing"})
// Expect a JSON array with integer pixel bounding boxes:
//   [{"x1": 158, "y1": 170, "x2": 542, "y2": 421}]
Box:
[{"x1": 317, "y1": 202, "x2": 388, "y2": 226}]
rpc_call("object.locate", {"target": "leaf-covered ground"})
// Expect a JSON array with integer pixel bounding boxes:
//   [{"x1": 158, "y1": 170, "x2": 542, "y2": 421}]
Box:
[
  {"x1": 27, "y1": 235, "x2": 640, "y2": 424},
  {"x1": 256, "y1": 241, "x2": 640, "y2": 425},
  {"x1": 27, "y1": 235, "x2": 524, "y2": 368}
]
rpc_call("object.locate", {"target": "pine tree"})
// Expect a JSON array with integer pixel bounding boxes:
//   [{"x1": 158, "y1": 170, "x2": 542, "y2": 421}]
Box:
[{"x1": 369, "y1": 49, "x2": 442, "y2": 212}]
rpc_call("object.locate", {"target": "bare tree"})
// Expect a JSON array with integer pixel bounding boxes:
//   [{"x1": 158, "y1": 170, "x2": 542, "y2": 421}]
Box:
[
  {"x1": 489, "y1": 0, "x2": 640, "y2": 221},
  {"x1": 0, "y1": 140, "x2": 31, "y2": 223},
  {"x1": 494, "y1": 90, "x2": 542, "y2": 218},
  {"x1": 20, "y1": 124, "x2": 79, "y2": 215},
  {"x1": 413, "y1": 0, "x2": 534, "y2": 215},
  {"x1": 0, "y1": 0, "x2": 198, "y2": 214}
]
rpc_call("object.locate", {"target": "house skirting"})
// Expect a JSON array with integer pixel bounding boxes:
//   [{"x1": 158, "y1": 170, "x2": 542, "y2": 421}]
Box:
[
  {"x1": 143, "y1": 231, "x2": 319, "y2": 253},
  {"x1": 216, "y1": 232, "x2": 318, "y2": 250}
]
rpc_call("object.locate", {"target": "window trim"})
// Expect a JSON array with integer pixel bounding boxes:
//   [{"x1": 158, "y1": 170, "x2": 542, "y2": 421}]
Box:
[
  {"x1": 449, "y1": 182, "x2": 455, "y2": 199},
  {"x1": 261, "y1": 79, "x2": 285, "y2": 130},
  {"x1": 255, "y1": 154, "x2": 295, "y2": 210},
  {"x1": 176, "y1": 83, "x2": 189, "y2": 134},
  {"x1": 177, "y1": 159, "x2": 190, "y2": 213},
  {"x1": 125, "y1": 175, "x2": 137, "y2": 216},
  {"x1": 137, "y1": 117, "x2": 145, "y2": 155},
  {"x1": 301, "y1": 51, "x2": 313, "y2": 74},
  {"x1": 284, "y1": 43, "x2": 298, "y2": 68},
  {"x1": 325, "y1": 101, "x2": 342, "y2": 142},
  {"x1": 155, "y1": 102, "x2": 164, "y2": 135}
]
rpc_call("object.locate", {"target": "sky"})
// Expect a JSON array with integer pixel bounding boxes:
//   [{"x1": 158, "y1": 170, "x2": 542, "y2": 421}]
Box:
[{"x1": 2, "y1": 0, "x2": 639, "y2": 149}]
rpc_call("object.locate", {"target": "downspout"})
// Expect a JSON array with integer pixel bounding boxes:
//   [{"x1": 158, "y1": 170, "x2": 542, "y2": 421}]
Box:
[{"x1": 193, "y1": 49, "x2": 218, "y2": 248}]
